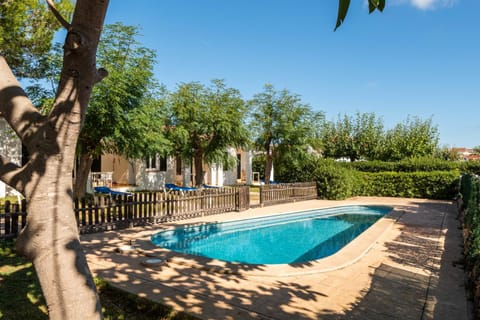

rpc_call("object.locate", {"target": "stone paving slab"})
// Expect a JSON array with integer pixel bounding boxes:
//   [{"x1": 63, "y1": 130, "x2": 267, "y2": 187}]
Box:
[{"x1": 81, "y1": 197, "x2": 472, "y2": 320}]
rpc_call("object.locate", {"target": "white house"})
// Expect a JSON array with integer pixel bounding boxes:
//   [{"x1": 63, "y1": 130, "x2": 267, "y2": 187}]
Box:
[
  {"x1": 89, "y1": 148, "x2": 254, "y2": 191},
  {"x1": 0, "y1": 119, "x2": 22, "y2": 198},
  {"x1": 0, "y1": 119, "x2": 256, "y2": 196}
]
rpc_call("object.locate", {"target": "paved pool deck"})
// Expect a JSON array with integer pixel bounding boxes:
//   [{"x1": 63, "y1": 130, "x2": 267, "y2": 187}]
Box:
[{"x1": 81, "y1": 197, "x2": 472, "y2": 319}]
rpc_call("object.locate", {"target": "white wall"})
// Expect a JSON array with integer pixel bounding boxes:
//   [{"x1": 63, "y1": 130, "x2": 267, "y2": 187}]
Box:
[
  {"x1": 0, "y1": 119, "x2": 22, "y2": 197},
  {"x1": 135, "y1": 156, "x2": 176, "y2": 190}
]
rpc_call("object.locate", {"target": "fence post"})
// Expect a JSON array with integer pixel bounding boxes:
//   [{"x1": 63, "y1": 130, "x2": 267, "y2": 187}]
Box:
[
  {"x1": 11, "y1": 202, "x2": 19, "y2": 236},
  {"x1": 4, "y1": 200, "x2": 11, "y2": 237}
]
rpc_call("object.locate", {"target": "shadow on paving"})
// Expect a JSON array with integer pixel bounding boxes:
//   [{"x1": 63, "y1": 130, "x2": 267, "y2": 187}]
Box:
[
  {"x1": 82, "y1": 200, "x2": 471, "y2": 320},
  {"x1": 319, "y1": 201, "x2": 471, "y2": 320}
]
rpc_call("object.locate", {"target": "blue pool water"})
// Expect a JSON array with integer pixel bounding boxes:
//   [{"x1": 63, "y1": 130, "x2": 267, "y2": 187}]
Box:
[{"x1": 151, "y1": 205, "x2": 391, "y2": 264}]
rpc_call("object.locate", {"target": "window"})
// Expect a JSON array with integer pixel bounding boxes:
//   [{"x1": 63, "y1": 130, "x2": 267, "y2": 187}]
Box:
[
  {"x1": 146, "y1": 155, "x2": 168, "y2": 171},
  {"x1": 145, "y1": 156, "x2": 156, "y2": 170}
]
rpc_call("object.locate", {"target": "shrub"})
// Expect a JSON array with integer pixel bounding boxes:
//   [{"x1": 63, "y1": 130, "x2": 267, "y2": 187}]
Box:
[
  {"x1": 358, "y1": 171, "x2": 460, "y2": 199},
  {"x1": 346, "y1": 157, "x2": 461, "y2": 173},
  {"x1": 314, "y1": 160, "x2": 359, "y2": 200},
  {"x1": 458, "y1": 174, "x2": 480, "y2": 318},
  {"x1": 314, "y1": 159, "x2": 460, "y2": 200}
]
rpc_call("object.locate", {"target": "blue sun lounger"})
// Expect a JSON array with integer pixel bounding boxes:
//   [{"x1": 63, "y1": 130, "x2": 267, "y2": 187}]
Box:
[
  {"x1": 165, "y1": 183, "x2": 197, "y2": 192},
  {"x1": 94, "y1": 186, "x2": 132, "y2": 196},
  {"x1": 202, "y1": 184, "x2": 220, "y2": 189}
]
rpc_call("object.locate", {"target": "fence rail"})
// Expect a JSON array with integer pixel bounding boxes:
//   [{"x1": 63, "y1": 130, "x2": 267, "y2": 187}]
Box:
[
  {"x1": 1, "y1": 182, "x2": 316, "y2": 238},
  {"x1": 260, "y1": 182, "x2": 318, "y2": 206}
]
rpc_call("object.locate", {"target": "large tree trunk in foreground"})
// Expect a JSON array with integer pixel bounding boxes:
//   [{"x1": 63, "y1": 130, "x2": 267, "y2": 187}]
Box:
[{"x1": 0, "y1": 1, "x2": 109, "y2": 319}]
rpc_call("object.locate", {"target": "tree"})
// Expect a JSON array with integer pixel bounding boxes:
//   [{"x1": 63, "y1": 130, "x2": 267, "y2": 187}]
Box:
[
  {"x1": 249, "y1": 84, "x2": 324, "y2": 182},
  {"x1": 74, "y1": 23, "x2": 169, "y2": 198},
  {"x1": 0, "y1": 0, "x2": 109, "y2": 318},
  {"x1": 0, "y1": 0, "x2": 73, "y2": 78},
  {"x1": 166, "y1": 80, "x2": 249, "y2": 186},
  {"x1": 379, "y1": 116, "x2": 440, "y2": 161},
  {"x1": 0, "y1": 1, "x2": 382, "y2": 318},
  {"x1": 321, "y1": 112, "x2": 384, "y2": 161}
]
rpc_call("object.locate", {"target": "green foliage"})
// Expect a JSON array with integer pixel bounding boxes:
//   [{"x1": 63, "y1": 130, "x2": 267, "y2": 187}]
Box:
[
  {"x1": 346, "y1": 157, "x2": 461, "y2": 173},
  {"x1": 80, "y1": 22, "x2": 170, "y2": 160},
  {"x1": 0, "y1": 0, "x2": 73, "y2": 78},
  {"x1": 275, "y1": 153, "x2": 321, "y2": 183},
  {"x1": 321, "y1": 112, "x2": 384, "y2": 161},
  {"x1": 167, "y1": 79, "x2": 249, "y2": 185},
  {"x1": 314, "y1": 159, "x2": 359, "y2": 200},
  {"x1": 458, "y1": 174, "x2": 480, "y2": 305},
  {"x1": 379, "y1": 116, "x2": 439, "y2": 161},
  {"x1": 248, "y1": 84, "x2": 324, "y2": 180},
  {"x1": 320, "y1": 113, "x2": 440, "y2": 163},
  {"x1": 309, "y1": 159, "x2": 460, "y2": 200},
  {"x1": 465, "y1": 162, "x2": 480, "y2": 175},
  {"x1": 358, "y1": 171, "x2": 459, "y2": 199}
]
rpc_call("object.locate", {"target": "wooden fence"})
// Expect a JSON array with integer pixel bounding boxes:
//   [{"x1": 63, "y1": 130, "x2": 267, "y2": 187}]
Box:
[
  {"x1": 74, "y1": 186, "x2": 250, "y2": 233},
  {"x1": 1, "y1": 182, "x2": 317, "y2": 238},
  {"x1": 0, "y1": 199, "x2": 27, "y2": 239},
  {"x1": 260, "y1": 182, "x2": 318, "y2": 206},
  {"x1": 1, "y1": 186, "x2": 250, "y2": 237}
]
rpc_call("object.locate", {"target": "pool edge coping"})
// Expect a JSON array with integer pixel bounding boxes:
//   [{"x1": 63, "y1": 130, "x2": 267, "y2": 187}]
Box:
[{"x1": 132, "y1": 205, "x2": 405, "y2": 277}]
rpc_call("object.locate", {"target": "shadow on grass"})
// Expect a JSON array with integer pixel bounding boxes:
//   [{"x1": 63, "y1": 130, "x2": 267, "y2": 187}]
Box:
[
  {"x1": 0, "y1": 241, "x2": 47, "y2": 320},
  {"x1": 0, "y1": 241, "x2": 199, "y2": 320}
]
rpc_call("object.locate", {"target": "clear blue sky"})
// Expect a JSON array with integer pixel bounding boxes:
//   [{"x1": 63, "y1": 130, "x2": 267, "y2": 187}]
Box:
[{"x1": 103, "y1": 0, "x2": 479, "y2": 148}]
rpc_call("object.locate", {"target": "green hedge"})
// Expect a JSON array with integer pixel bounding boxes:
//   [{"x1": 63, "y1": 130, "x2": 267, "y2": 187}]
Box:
[
  {"x1": 458, "y1": 174, "x2": 480, "y2": 317},
  {"x1": 314, "y1": 159, "x2": 460, "y2": 200},
  {"x1": 358, "y1": 171, "x2": 460, "y2": 199},
  {"x1": 344, "y1": 157, "x2": 465, "y2": 173}
]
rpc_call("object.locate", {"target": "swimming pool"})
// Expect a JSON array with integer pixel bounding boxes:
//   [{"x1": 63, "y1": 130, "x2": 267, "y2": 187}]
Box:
[{"x1": 151, "y1": 205, "x2": 392, "y2": 264}]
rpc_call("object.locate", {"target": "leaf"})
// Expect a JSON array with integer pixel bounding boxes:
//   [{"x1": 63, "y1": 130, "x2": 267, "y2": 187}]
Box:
[
  {"x1": 369, "y1": 0, "x2": 386, "y2": 13},
  {"x1": 335, "y1": 0, "x2": 351, "y2": 31}
]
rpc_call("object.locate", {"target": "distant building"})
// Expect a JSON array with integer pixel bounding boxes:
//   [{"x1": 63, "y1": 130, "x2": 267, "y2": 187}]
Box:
[{"x1": 453, "y1": 148, "x2": 480, "y2": 161}]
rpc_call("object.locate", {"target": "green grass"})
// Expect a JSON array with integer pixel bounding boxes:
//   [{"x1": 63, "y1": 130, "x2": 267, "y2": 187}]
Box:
[{"x1": 0, "y1": 241, "x2": 198, "y2": 320}]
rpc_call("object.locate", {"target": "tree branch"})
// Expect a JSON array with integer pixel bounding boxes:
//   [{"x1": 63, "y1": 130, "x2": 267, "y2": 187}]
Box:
[
  {"x1": 0, "y1": 154, "x2": 25, "y2": 195},
  {"x1": 0, "y1": 56, "x2": 46, "y2": 145},
  {"x1": 46, "y1": 0, "x2": 71, "y2": 30}
]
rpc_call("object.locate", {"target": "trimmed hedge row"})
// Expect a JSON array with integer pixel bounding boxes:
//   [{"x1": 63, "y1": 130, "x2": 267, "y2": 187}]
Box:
[
  {"x1": 459, "y1": 174, "x2": 480, "y2": 317},
  {"x1": 314, "y1": 159, "x2": 460, "y2": 200},
  {"x1": 343, "y1": 157, "x2": 480, "y2": 175}
]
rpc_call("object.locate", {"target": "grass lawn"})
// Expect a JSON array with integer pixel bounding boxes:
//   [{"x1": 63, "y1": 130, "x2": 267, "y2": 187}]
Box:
[{"x1": 0, "y1": 241, "x2": 198, "y2": 320}]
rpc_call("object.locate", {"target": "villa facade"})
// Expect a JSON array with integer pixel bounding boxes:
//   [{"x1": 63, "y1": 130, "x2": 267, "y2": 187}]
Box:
[
  {"x1": 88, "y1": 148, "x2": 255, "y2": 192},
  {"x1": 0, "y1": 117, "x2": 261, "y2": 195}
]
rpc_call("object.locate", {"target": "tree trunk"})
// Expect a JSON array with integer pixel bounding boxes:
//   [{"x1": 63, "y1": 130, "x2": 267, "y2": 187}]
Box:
[
  {"x1": 0, "y1": 1, "x2": 110, "y2": 319},
  {"x1": 16, "y1": 163, "x2": 101, "y2": 319},
  {"x1": 265, "y1": 154, "x2": 273, "y2": 184},
  {"x1": 194, "y1": 152, "x2": 204, "y2": 187},
  {"x1": 74, "y1": 152, "x2": 94, "y2": 199}
]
